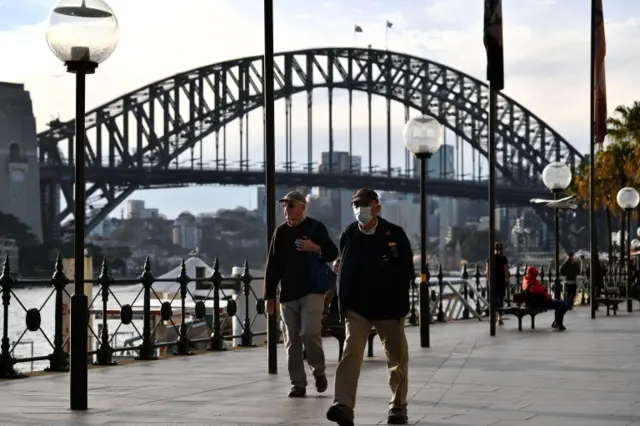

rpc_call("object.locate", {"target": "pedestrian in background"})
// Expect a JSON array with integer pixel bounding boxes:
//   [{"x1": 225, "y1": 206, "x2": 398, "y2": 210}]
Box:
[
  {"x1": 264, "y1": 191, "x2": 338, "y2": 398},
  {"x1": 326, "y1": 189, "x2": 414, "y2": 426}
]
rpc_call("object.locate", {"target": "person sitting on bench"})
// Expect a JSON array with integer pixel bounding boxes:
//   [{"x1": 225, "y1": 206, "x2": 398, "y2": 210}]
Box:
[{"x1": 522, "y1": 266, "x2": 570, "y2": 331}]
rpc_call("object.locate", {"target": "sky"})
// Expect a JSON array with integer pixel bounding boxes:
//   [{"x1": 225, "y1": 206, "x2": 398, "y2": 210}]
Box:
[{"x1": 1, "y1": 0, "x2": 639, "y2": 219}]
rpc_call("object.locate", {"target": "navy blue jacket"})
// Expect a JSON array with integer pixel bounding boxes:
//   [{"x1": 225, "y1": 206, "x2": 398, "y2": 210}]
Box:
[{"x1": 336, "y1": 217, "x2": 414, "y2": 320}]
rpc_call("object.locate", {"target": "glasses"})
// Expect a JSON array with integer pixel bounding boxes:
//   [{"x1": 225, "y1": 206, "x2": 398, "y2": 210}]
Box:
[{"x1": 281, "y1": 202, "x2": 298, "y2": 209}]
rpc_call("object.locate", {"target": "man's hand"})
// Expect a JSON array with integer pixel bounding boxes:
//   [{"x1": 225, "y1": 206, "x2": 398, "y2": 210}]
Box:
[
  {"x1": 295, "y1": 239, "x2": 320, "y2": 253},
  {"x1": 265, "y1": 299, "x2": 275, "y2": 315}
]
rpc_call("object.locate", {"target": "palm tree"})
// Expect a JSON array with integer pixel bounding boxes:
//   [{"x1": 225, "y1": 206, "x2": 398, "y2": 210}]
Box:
[{"x1": 606, "y1": 102, "x2": 640, "y2": 144}]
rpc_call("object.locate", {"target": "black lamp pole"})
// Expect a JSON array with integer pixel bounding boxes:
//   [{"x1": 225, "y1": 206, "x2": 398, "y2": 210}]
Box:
[
  {"x1": 67, "y1": 58, "x2": 97, "y2": 411},
  {"x1": 417, "y1": 152, "x2": 431, "y2": 348},
  {"x1": 627, "y1": 208, "x2": 633, "y2": 313},
  {"x1": 553, "y1": 189, "x2": 562, "y2": 300},
  {"x1": 263, "y1": 0, "x2": 278, "y2": 375}
]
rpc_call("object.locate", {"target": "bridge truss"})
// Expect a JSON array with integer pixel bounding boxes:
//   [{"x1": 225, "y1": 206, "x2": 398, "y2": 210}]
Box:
[{"x1": 37, "y1": 47, "x2": 586, "y2": 247}]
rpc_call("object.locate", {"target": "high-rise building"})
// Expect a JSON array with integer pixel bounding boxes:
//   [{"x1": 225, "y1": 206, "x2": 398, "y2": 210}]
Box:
[
  {"x1": 0, "y1": 83, "x2": 43, "y2": 242},
  {"x1": 318, "y1": 151, "x2": 362, "y2": 230}
]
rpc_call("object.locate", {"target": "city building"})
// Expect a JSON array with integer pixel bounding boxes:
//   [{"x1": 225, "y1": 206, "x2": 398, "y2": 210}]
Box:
[
  {"x1": 0, "y1": 82, "x2": 43, "y2": 242},
  {"x1": 172, "y1": 212, "x2": 202, "y2": 249},
  {"x1": 126, "y1": 200, "x2": 160, "y2": 219},
  {"x1": 317, "y1": 151, "x2": 362, "y2": 230}
]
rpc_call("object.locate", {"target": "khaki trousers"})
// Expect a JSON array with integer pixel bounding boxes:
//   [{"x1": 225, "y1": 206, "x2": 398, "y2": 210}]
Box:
[
  {"x1": 281, "y1": 293, "x2": 326, "y2": 387},
  {"x1": 333, "y1": 310, "x2": 409, "y2": 411}
]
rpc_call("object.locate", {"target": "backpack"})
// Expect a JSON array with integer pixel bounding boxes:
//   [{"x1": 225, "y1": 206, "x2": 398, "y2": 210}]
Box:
[{"x1": 306, "y1": 221, "x2": 335, "y2": 293}]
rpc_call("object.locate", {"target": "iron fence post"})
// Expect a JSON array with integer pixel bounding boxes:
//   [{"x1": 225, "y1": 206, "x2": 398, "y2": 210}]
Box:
[
  {"x1": 208, "y1": 258, "x2": 226, "y2": 351},
  {"x1": 95, "y1": 258, "x2": 114, "y2": 366},
  {"x1": 474, "y1": 265, "x2": 482, "y2": 316},
  {"x1": 137, "y1": 257, "x2": 157, "y2": 361},
  {"x1": 461, "y1": 264, "x2": 469, "y2": 320},
  {"x1": 0, "y1": 256, "x2": 21, "y2": 378},
  {"x1": 239, "y1": 260, "x2": 255, "y2": 347},
  {"x1": 175, "y1": 260, "x2": 192, "y2": 356},
  {"x1": 49, "y1": 254, "x2": 70, "y2": 371},
  {"x1": 437, "y1": 264, "x2": 445, "y2": 322}
]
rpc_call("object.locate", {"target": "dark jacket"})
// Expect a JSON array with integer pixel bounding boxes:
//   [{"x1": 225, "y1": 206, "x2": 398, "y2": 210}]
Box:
[
  {"x1": 560, "y1": 258, "x2": 580, "y2": 281},
  {"x1": 336, "y1": 217, "x2": 414, "y2": 320},
  {"x1": 264, "y1": 217, "x2": 338, "y2": 303}
]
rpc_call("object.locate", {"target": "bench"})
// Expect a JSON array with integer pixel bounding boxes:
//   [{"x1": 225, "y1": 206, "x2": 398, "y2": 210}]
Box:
[
  {"x1": 594, "y1": 286, "x2": 625, "y2": 316},
  {"x1": 327, "y1": 323, "x2": 377, "y2": 361},
  {"x1": 496, "y1": 305, "x2": 546, "y2": 331}
]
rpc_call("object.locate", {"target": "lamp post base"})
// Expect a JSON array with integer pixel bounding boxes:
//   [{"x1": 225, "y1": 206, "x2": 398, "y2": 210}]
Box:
[{"x1": 70, "y1": 292, "x2": 88, "y2": 411}]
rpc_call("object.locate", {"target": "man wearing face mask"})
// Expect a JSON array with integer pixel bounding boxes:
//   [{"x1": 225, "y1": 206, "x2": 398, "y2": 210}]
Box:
[
  {"x1": 326, "y1": 189, "x2": 414, "y2": 426},
  {"x1": 264, "y1": 191, "x2": 339, "y2": 398}
]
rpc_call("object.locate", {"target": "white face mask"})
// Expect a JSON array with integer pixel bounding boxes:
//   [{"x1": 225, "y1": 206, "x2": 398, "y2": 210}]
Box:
[{"x1": 353, "y1": 206, "x2": 373, "y2": 225}]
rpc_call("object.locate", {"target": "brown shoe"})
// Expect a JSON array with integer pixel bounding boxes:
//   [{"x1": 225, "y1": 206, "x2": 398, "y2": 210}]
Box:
[
  {"x1": 315, "y1": 374, "x2": 328, "y2": 393},
  {"x1": 288, "y1": 386, "x2": 306, "y2": 398}
]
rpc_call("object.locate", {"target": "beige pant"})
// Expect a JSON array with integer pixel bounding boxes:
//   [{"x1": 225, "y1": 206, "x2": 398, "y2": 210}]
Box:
[
  {"x1": 281, "y1": 293, "x2": 326, "y2": 387},
  {"x1": 333, "y1": 310, "x2": 409, "y2": 411}
]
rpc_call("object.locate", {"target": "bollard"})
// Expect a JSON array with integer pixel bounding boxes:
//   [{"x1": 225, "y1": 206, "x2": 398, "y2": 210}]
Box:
[{"x1": 474, "y1": 265, "x2": 482, "y2": 316}]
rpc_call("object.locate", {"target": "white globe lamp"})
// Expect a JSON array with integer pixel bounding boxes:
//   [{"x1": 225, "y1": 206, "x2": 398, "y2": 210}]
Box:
[
  {"x1": 542, "y1": 162, "x2": 572, "y2": 191},
  {"x1": 402, "y1": 115, "x2": 444, "y2": 158},
  {"x1": 616, "y1": 187, "x2": 640, "y2": 210},
  {"x1": 46, "y1": 0, "x2": 119, "y2": 71}
]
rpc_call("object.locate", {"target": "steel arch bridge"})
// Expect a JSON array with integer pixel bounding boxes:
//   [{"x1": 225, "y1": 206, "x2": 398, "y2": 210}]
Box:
[{"x1": 37, "y1": 47, "x2": 586, "y2": 246}]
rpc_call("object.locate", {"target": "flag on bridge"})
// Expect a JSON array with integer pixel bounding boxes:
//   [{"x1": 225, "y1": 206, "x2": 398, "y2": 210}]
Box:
[
  {"x1": 386, "y1": 20, "x2": 393, "y2": 28},
  {"x1": 483, "y1": 0, "x2": 504, "y2": 91},
  {"x1": 593, "y1": 0, "x2": 608, "y2": 147},
  {"x1": 354, "y1": 24, "x2": 363, "y2": 33}
]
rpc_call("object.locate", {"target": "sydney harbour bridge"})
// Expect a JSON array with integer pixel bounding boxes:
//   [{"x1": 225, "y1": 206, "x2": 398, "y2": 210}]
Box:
[{"x1": 36, "y1": 47, "x2": 587, "y2": 247}]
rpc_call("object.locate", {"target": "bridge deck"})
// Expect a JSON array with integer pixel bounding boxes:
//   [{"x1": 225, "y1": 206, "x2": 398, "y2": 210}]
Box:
[{"x1": 2, "y1": 308, "x2": 639, "y2": 425}]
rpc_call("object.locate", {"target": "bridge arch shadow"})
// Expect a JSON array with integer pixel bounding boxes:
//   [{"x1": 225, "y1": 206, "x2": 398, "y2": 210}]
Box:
[{"x1": 37, "y1": 47, "x2": 586, "y2": 248}]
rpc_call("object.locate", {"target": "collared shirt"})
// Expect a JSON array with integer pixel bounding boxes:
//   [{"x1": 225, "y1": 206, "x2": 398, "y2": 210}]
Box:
[{"x1": 358, "y1": 218, "x2": 378, "y2": 235}]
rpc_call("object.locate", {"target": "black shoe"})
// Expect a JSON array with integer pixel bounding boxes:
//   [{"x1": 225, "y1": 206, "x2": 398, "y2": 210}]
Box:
[
  {"x1": 387, "y1": 408, "x2": 408, "y2": 425},
  {"x1": 326, "y1": 404, "x2": 354, "y2": 426},
  {"x1": 556, "y1": 324, "x2": 566, "y2": 331},
  {"x1": 551, "y1": 321, "x2": 557, "y2": 328},
  {"x1": 314, "y1": 374, "x2": 328, "y2": 393},
  {"x1": 288, "y1": 386, "x2": 306, "y2": 398}
]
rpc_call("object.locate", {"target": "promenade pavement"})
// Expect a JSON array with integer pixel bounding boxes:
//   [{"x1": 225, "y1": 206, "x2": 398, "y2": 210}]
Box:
[{"x1": 1, "y1": 308, "x2": 640, "y2": 425}]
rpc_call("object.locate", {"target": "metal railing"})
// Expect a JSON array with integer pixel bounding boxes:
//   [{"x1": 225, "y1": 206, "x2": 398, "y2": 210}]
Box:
[
  {"x1": 0, "y1": 255, "x2": 267, "y2": 378},
  {"x1": 1, "y1": 255, "x2": 609, "y2": 379}
]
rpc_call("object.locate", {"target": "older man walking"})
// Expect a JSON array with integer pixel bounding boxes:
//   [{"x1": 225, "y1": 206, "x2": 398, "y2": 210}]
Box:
[
  {"x1": 327, "y1": 189, "x2": 414, "y2": 426},
  {"x1": 264, "y1": 190, "x2": 338, "y2": 398}
]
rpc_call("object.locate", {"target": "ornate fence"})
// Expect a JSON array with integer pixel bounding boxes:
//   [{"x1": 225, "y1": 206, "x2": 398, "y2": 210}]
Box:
[{"x1": 1, "y1": 256, "x2": 596, "y2": 379}]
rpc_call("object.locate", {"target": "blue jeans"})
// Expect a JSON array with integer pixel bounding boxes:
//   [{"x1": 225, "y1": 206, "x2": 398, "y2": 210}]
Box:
[{"x1": 545, "y1": 299, "x2": 570, "y2": 325}]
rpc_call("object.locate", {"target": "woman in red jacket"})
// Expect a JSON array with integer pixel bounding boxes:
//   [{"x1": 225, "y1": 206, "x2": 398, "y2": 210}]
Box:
[{"x1": 522, "y1": 266, "x2": 570, "y2": 331}]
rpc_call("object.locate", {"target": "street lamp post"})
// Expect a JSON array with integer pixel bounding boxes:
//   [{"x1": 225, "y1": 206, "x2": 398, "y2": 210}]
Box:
[
  {"x1": 541, "y1": 162, "x2": 572, "y2": 300},
  {"x1": 402, "y1": 115, "x2": 444, "y2": 348},
  {"x1": 616, "y1": 187, "x2": 640, "y2": 313},
  {"x1": 46, "y1": 0, "x2": 119, "y2": 411}
]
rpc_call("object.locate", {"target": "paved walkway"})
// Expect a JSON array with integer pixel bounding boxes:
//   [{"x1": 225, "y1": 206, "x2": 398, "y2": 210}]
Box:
[{"x1": 2, "y1": 308, "x2": 640, "y2": 425}]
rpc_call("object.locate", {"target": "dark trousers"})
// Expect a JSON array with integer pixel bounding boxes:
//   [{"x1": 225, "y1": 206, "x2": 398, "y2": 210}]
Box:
[
  {"x1": 545, "y1": 299, "x2": 570, "y2": 326},
  {"x1": 565, "y1": 283, "x2": 577, "y2": 306}
]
